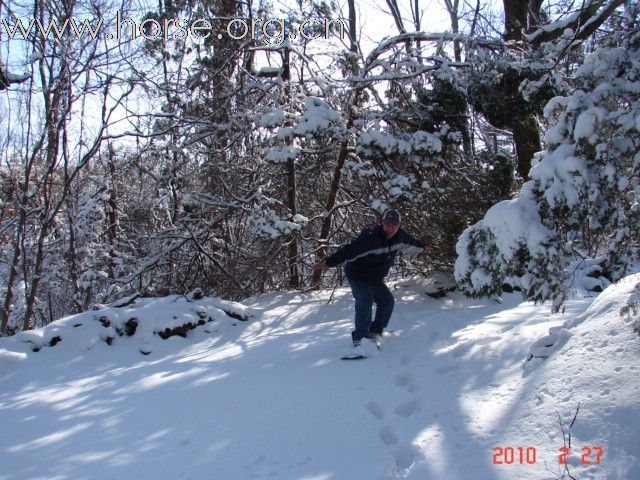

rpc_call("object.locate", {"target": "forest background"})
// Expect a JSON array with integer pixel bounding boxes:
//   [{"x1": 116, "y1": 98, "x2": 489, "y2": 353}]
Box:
[{"x1": 0, "y1": 0, "x2": 637, "y2": 334}]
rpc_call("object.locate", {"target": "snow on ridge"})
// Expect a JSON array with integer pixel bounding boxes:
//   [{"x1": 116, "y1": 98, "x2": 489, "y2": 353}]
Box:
[
  {"x1": 577, "y1": 273, "x2": 640, "y2": 326},
  {"x1": 526, "y1": 273, "x2": 640, "y2": 364},
  {"x1": 512, "y1": 274, "x2": 640, "y2": 480},
  {"x1": 0, "y1": 295, "x2": 256, "y2": 359}
]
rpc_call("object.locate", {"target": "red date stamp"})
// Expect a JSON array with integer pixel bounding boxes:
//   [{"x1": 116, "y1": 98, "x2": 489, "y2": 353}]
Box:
[
  {"x1": 559, "y1": 446, "x2": 604, "y2": 465},
  {"x1": 493, "y1": 446, "x2": 537, "y2": 464},
  {"x1": 493, "y1": 446, "x2": 604, "y2": 465}
]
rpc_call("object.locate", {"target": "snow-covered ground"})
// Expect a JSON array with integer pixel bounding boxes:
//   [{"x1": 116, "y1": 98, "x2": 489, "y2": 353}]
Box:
[{"x1": 1, "y1": 274, "x2": 639, "y2": 480}]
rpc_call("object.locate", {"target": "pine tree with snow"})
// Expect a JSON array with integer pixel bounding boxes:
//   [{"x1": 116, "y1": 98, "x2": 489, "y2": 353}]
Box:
[{"x1": 455, "y1": 18, "x2": 640, "y2": 312}]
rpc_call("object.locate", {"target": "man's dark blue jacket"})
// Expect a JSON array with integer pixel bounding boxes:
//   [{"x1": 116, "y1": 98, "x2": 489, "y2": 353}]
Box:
[{"x1": 325, "y1": 224, "x2": 424, "y2": 281}]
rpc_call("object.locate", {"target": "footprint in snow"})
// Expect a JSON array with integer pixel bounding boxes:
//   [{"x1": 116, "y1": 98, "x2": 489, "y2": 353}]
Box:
[
  {"x1": 400, "y1": 354, "x2": 412, "y2": 366},
  {"x1": 379, "y1": 425, "x2": 399, "y2": 446},
  {"x1": 394, "y1": 444, "x2": 418, "y2": 471},
  {"x1": 451, "y1": 344, "x2": 471, "y2": 358},
  {"x1": 366, "y1": 401, "x2": 386, "y2": 420},
  {"x1": 394, "y1": 398, "x2": 423, "y2": 418},
  {"x1": 435, "y1": 363, "x2": 460, "y2": 375},
  {"x1": 394, "y1": 372, "x2": 416, "y2": 391}
]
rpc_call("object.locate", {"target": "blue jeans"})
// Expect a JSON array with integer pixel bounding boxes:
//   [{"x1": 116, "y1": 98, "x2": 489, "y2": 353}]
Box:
[{"x1": 347, "y1": 276, "x2": 395, "y2": 342}]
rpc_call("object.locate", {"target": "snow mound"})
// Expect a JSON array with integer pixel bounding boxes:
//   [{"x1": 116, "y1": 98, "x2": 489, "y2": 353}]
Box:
[
  {"x1": 526, "y1": 273, "x2": 640, "y2": 365},
  {"x1": 526, "y1": 326, "x2": 572, "y2": 361},
  {"x1": 0, "y1": 295, "x2": 256, "y2": 359},
  {"x1": 515, "y1": 274, "x2": 640, "y2": 480}
]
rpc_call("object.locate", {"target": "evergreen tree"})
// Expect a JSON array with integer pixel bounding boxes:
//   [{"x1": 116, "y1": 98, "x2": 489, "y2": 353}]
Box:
[{"x1": 455, "y1": 14, "x2": 640, "y2": 311}]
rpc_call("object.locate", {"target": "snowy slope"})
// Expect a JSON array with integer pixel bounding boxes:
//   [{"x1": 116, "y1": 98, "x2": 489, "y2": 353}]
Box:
[{"x1": 0, "y1": 275, "x2": 638, "y2": 480}]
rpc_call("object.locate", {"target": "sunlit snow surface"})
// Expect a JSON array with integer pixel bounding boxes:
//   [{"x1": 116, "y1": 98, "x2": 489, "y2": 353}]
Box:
[{"x1": 1, "y1": 275, "x2": 638, "y2": 479}]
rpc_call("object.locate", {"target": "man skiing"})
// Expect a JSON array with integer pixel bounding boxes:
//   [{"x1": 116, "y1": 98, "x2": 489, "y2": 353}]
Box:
[{"x1": 314, "y1": 209, "x2": 427, "y2": 355}]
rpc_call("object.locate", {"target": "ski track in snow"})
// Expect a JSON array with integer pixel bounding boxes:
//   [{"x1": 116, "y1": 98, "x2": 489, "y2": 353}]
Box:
[{"x1": 0, "y1": 276, "x2": 639, "y2": 480}]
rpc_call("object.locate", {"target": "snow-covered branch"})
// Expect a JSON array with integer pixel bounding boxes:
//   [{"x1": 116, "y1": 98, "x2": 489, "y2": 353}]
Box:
[
  {"x1": 0, "y1": 63, "x2": 30, "y2": 90},
  {"x1": 526, "y1": 0, "x2": 625, "y2": 47}
]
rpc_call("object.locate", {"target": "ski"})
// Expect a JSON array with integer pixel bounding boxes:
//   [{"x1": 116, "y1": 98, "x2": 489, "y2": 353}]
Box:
[
  {"x1": 340, "y1": 329, "x2": 398, "y2": 360},
  {"x1": 341, "y1": 353, "x2": 367, "y2": 360},
  {"x1": 339, "y1": 330, "x2": 399, "y2": 360}
]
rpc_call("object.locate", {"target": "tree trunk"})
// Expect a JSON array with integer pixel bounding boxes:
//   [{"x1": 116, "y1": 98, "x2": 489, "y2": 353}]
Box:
[
  {"x1": 310, "y1": 108, "x2": 358, "y2": 287},
  {"x1": 310, "y1": 142, "x2": 349, "y2": 287},
  {"x1": 281, "y1": 47, "x2": 300, "y2": 289},
  {"x1": 65, "y1": 195, "x2": 84, "y2": 314},
  {"x1": 513, "y1": 115, "x2": 541, "y2": 179},
  {"x1": 287, "y1": 156, "x2": 301, "y2": 289},
  {"x1": 22, "y1": 225, "x2": 48, "y2": 331},
  {"x1": 502, "y1": 0, "x2": 540, "y2": 177},
  {"x1": 347, "y1": 0, "x2": 358, "y2": 55},
  {"x1": 106, "y1": 147, "x2": 119, "y2": 281},
  {"x1": 503, "y1": 0, "x2": 528, "y2": 40},
  {"x1": 311, "y1": 0, "x2": 362, "y2": 287},
  {"x1": 442, "y1": 0, "x2": 472, "y2": 159},
  {"x1": 0, "y1": 226, "x2": 23, "y2": 335}
]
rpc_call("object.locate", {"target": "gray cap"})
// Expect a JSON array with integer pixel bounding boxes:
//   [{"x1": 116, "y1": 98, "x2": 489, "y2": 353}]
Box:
[{"x1": 382, "y1": 209, "x2": 401, "y2": 224}]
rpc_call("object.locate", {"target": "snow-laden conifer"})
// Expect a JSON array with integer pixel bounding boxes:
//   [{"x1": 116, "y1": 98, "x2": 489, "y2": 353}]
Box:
[{"x1": 456, "y1": 23, "x2": 640, "y2": 311}]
